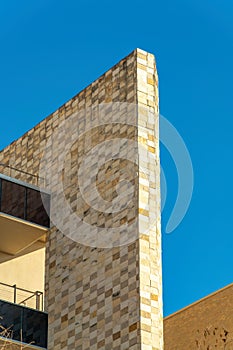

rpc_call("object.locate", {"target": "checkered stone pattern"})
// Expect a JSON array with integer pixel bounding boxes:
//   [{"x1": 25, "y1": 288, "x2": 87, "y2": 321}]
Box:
[{"x1": 0, "y1": 49, "x2": 163, "y2": 350}]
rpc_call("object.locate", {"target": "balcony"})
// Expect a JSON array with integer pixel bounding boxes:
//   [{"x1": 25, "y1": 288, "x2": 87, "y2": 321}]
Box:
[
  {"x1": 0, "y1": 172, "x2": 50, "y2": 263},
  {"x1": 0, "y1": 166, "x2": 49, "y2": 348},
  {"x1": 0, "y1": 282, "x2": 44, "y2": 311}
]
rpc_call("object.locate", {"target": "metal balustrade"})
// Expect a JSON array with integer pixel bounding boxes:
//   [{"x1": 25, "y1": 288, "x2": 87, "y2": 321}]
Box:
[
  {"x1": 0, "y1": 282, "x2": 43, "y2": 311},
  {"x1": 0, "y1": 163, "x2": 44, "y2": 187}
]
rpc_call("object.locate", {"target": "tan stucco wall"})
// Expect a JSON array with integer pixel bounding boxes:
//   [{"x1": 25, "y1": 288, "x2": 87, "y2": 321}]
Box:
[
  {"x1": 164, "y1": 283, "x2": 233, "y2": 350},
  {"x1": 0, "y1": 248, "x2": 45, "y2": 307}
]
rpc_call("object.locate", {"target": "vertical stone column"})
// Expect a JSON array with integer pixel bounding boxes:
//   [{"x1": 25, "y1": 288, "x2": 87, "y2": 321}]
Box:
[{"x1": 137, "y1": 49, "x2": 163, "y2": 350}]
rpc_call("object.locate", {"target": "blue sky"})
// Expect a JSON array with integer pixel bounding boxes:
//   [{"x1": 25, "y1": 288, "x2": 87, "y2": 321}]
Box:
[{"x1": 0, "y1": 0, "x2": 232, "y2": 316}]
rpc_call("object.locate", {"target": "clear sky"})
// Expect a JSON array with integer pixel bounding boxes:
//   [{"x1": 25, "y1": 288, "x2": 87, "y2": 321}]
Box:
[{"x1": 0, "y1": 0, "x2": 232, "y2": 316}]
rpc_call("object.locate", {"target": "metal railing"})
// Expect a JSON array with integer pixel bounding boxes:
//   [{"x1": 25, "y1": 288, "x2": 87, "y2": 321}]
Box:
[
  {"x1": 0, "y1": 282, "x2": 44, "y2": 311},
  {"x1": 0, "y1": 163, "x2": 45, "y2": 187}
]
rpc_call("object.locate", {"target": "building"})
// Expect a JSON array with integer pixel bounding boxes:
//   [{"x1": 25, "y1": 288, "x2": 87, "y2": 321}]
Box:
[
  {"x1": 164, "y1": 283, "x2": 233, "y2": 350},
  {"x1": 0, "y1": 49, "x2": 163, "y2": 350},
  {"x1": 1, "y1": 47, "x2": 231, "y2": 350}
]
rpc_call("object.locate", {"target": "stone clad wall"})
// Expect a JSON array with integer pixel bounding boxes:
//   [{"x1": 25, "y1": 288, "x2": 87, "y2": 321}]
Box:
[
  {"x1": 137, "y1": 51, "x2": 163, "y2": 349},
  {"x1": 164, "y1": 283, "x2": 233, "y2": 350},
  {"x1": 0, "y1": 49, "x2": 163, "y2": 350}
]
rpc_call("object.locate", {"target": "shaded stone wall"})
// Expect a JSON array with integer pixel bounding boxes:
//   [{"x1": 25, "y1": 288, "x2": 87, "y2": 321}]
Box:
[
  {"x1": 0, "y1": 49, "x2": 163, "y2": 350},
  {"x1": 164, "y1": 283, "x2": 233, "y2": 350}
]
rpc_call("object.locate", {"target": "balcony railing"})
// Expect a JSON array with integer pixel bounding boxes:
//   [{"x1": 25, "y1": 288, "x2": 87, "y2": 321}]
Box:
[
  {"x1": 0, "y1": 282, "x2": 43, "y2": 311},
  {"x1": 0, "y1": 173, "x2": 50, "y2": 228},
  {"x1": 0, "y1": 299, "x2": 48, "y2": 348},
  {"x1": 0, "y1": 163, "x2": 44, "y2": 187}
]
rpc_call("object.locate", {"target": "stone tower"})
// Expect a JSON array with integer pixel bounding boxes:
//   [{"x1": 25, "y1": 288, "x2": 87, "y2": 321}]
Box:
[{"x1": 0, "y1": 48, "x2": 163, "y2": 349}]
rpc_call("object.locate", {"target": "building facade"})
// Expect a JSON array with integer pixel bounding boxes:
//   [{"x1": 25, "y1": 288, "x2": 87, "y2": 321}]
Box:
[
  {"x1": 0, "y1": 47, "x2": 232, "y2": 350},
  {"x1": 0, "y1": 49, "x2": 163, "y2": 350}
]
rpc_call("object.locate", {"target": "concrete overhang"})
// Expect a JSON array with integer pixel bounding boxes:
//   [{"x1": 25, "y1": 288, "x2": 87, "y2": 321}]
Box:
[{"x1": 0, "y1": 212, "x2": 47, "y2": 264}]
